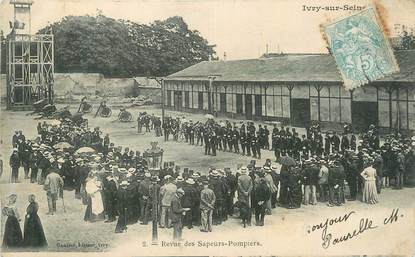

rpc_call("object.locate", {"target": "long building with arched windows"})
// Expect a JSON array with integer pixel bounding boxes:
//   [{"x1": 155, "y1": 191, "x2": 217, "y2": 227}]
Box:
[{"x1": 164, "y1": 50, "x2": 415, "y2": 132}]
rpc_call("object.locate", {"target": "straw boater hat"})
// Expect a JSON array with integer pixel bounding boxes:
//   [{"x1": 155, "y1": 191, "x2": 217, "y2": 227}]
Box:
[
  {"x1": 118, "y1": 168, "x2": 127, "y2": 173},
  {"x1": 144, "y1": 172, "x2": 151, "y2": 178},
  {"x1": 119, "y1": 180, "x2": 130, "y2": 186},
  {"x1": 176, "y1": 176, "x2": 184, "y2": 182},
  {"x1": 164, "y1": 175, "x2": 172, "y2": 180},
  {"x1": 263, "y1": 166, "x2": 271, "y2": 172},
  {"x1": 239, "y1": 166, "x2": 247, "y2": 174},
  {"x1": 151, "y1": 176, "x2": 160, "y2": 182},
  {"x1": 210, "y1": 170, "x2": 219, "y2": 177},
  {"x1": 186, "y1": 178, "x2": 195, "y2": 185}
]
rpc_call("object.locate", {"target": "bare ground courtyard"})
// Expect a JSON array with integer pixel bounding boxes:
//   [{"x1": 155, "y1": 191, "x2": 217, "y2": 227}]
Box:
[{"x1": 0, "y1": 104, "x2": 414, "y2": 256}]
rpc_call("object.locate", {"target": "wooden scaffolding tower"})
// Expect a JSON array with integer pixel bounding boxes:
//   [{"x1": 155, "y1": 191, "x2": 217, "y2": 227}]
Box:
[{"x1": 6, "y1": 0, "x2": 54, "y2": 110}]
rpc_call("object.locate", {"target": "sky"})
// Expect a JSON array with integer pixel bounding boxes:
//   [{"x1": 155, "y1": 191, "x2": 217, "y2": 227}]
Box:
[{"x1": 0, "y1": 0, "x2": 415, "y2": 60}]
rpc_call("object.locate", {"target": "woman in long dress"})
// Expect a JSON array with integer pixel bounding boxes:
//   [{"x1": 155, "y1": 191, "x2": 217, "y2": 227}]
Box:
[
  {"x1": 23, "y1": 194, "x2": 47, "y2": 248},
  {"x1": 84, "y1": 172, "x2": 105, "y2": 222},
  {"x1": 2, "y1": 194, "x2": 23, "y2": 249},
  {"x1": 361, "y1": 160, "x2": 379, "y2": 204}
]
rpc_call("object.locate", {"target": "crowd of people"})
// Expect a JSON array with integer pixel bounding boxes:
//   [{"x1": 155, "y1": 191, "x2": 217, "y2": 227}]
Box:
[
  {"x1": 162, "y1": 116, "x2": 267, "y2": 158},
  {"x1": 3, "y1": 112, "x2": 415, "y2": 247}
]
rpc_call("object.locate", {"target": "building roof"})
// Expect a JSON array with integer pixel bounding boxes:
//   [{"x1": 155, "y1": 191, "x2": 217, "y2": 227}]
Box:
[
  {"x1": 167, "y1": 50, "x2": 415, "y2": 83},
  {"x1": 10, "y1": 0, "x2": 34, "y2": 5},
  {"x1": 133, "y1": 77, "x2": 161, "y2": 88}
]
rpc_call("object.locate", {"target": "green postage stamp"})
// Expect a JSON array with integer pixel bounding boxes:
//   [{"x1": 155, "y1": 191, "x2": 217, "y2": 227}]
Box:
[{"x1": 323, "y1": 5, "x2": 399, "y2": 89}]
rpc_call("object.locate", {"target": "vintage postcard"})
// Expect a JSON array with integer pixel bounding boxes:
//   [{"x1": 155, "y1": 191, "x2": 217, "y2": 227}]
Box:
[{"x1": 0, "y1": 0, "x2": 414, "y2": 257}]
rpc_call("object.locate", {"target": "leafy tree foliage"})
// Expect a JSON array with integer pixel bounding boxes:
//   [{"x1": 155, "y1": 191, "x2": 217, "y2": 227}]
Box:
[{"x1": 38, "y1": 15, "x2": 216, "y2": 77}]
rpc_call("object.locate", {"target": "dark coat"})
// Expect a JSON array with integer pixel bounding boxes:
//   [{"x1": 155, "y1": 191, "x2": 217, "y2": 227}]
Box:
[
  {"x1": 181, "y1": 184, "x2": 196, "y2": 208},
  {"x1": 303, "y1": 165, "x2": 320, "y2": 186},
  {"x1": 115, "y1": 187, "x2": 128, "y2": 232},
  {"x1": 171, "y1": 194, "x2": 184, "y2": 223},
  {"x1": 2, "y1": 206, "x2": 23, "y2": 248},
  {"x1": 10, "y1": 153, "x2": 20, "y2": 168},
  {"x1": 341, "y1": 136, "x2": 349, "y2": 151},
  {"x1": 209, "y1": 177, "x2": 227, "y2": 201},
  {"x1": 253, "y1": 180, "x2": 271, "y2": 206},
  {"x1": 23, "y1": 202, "x2": 47, "y2": 248},
  {"x1": 328, "y1": 164, "x2": 345, "y2": 186}
]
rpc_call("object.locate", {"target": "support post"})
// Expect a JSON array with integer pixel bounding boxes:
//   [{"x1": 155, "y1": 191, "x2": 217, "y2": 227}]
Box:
[
  {"x1": 286, "y1": 84, "x2": 294, "y2": 126},
  {"x1": 349, "y1": 88, "x2": 354, "y2": 127},
  {"x1": 388, "y1": 86, "x2": 393, "y2": 132},
  {"x1": 149, "y1": 77, "x2": 165, "y2": 125},
  {"x1": 151, "y1": 183, "x2": 158, "y2": 245},
  {"x1": 161, "y1": 79, "x2": 165, "y2": 125},
  {"x1": 208, "y1": 77, "x2": 213, "y2": 114},
  {"x1": 314, "y1": 84, "x2": 323, "y2": 122}
]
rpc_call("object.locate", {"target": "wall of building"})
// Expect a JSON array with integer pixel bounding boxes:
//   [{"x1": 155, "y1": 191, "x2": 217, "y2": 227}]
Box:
[
  {"x1": 54, "y1": 73, "x2": 137, "y2": 101},
  {"x1": 138, "y1": 87, "x2": 162, "y2": 104},
  {"x1": 1, "y1": 73, "x2": 163, "y2": 104},
  {"x1": 164, "y1": 80, "x2": 415, "y2": 131}
]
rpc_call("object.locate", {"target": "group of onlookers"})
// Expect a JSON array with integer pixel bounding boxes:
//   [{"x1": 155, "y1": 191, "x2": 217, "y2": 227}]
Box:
[{"x1": 4, "y1": 111, "x2": 415, "y2": 245}]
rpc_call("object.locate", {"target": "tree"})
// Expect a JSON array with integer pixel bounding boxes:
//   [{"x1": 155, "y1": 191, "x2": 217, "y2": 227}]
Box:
[{"x1": 37, "y1": 15, "x2": 216, "y2": 77}]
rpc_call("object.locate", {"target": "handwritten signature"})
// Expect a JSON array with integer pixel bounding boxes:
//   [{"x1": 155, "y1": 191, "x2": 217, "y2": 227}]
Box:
[{"x1": 308, "y1": 209, "x2": 402, "y2": 249}]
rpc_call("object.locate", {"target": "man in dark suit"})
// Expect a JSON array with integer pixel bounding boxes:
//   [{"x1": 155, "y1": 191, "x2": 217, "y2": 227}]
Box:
[
  {"x1": 12, "y1": 131, "x2": 19, "y2": 148},
  {"x1": 253, "y1": 172, "x2": 271, "y2": 226},
  {"x1": 331, "y1": 132, "x2": 341, "y2": 153},
  {"x1": 340, "y1": 133, "x2": 350, "y2": 152},
  {"x1": 103, "y1": 174, "x2": 118, "y2": 222},
  {"x1": 171, "y1": 188, "x2": 189, "y2": 241},
  {"x1": 9, "y1": 149, "x2": 20, "y2": 183}
]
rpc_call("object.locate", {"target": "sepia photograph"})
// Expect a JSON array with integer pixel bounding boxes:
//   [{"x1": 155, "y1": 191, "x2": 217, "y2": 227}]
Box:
[{"x1": 0, "y1": 0, "x2": 414, "y2": 256}]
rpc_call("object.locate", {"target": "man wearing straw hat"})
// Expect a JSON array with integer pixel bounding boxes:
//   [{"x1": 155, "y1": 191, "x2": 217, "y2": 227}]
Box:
[
  {"x1": 171, "y1": 188, "x2": 190, "y2": 241},
  {"x1": 182, "y1": 178, "x2": 197, "y2": 229},
  {"x1": 139, "y1": 172, "x2": 152, "y2": 224},
  {"x1": 160, "y1": 175, "x2": 177, "y2": 228},
  {"x1": 237, "y1": 166, "x2": 252, "y2": 226},
  {"x1": 115, "y1": 180, "x2": 130, "y2": 233},
  {"x1": 200, "y1": 179, "x2": 215, "y2": 232}
]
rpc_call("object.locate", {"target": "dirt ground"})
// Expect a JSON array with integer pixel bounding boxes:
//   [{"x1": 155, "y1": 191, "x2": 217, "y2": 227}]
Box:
[{"x1": 0, "y1": 104, "x2": 414, "y2": 255}]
